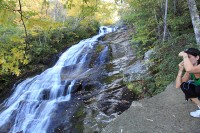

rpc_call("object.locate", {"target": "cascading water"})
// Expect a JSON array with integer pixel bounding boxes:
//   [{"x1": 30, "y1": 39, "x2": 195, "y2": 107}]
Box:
[{"x1": 0, "y1": 26, "x2": 116, "y2": 133}]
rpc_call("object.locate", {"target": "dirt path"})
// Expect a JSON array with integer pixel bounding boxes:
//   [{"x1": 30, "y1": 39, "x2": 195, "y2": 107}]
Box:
[{"x1": 101, "y1": 82, "x2": 200, "y2": 133}]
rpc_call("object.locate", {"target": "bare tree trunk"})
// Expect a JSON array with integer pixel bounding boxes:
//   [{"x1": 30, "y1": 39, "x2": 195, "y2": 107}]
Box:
[
  {"x1": 173, "y1": 0, "x2": 177, "y2": 14},
  {"x1": 53, "y1": 0, "x2": 58, "y2": 20},
  {"x1": 187, "y1": 0, "x2": 200, "y2": 45},
  {"x1": 163, "y1": 0, "x2": 168, "y2": 42},
  {"x1": 161, "y1": 0, "x2": 165, "y2": 13}
]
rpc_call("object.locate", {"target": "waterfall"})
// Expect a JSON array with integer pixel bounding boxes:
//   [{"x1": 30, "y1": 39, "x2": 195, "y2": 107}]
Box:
[
  {"x1": 95, "y1": 46, "x2": 109, "y2": 66},
  {"x1": 0, "y1": 26, "x2": 116, "y2": 133}
]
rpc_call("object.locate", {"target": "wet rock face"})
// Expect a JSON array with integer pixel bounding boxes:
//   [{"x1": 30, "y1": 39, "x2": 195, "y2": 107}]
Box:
[
  {"x1": 62, "y1": 28, "x2": 142, "y2": 132},
  {"x1": 97, "y1": 86, "x2": 135, "y2": 116},
  {"x1": 45, "y1": 98, "x2": 84, "y2": 133}
]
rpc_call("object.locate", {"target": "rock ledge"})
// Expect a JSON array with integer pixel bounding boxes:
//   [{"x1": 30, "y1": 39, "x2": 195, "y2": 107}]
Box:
[{"x1": 101, "y1": 82, "x2": 200, "y2": 133}]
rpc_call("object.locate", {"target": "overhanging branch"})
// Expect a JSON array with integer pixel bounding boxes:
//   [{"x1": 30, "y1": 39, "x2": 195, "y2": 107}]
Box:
[{"x1": 18, "y1": 0, "x2": 29, "y2": 51}]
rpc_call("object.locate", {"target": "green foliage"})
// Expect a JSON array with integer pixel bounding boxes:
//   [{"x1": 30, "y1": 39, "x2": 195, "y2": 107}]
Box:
[
  {"x1": 120, "y1": 0, "x2": 198, "y2": 97},
  {"x1": 127, "y1": 81, "x2": 143, "y2": 96},
  {"x1": 95, "y1": 45, "x2": 105, "y2": 53},
  {"x1": 121, "y1": 0, "x2": 158, "y2": 44},
  {"x1": 26, "y1": 18, "x2": 99, "y2": 65},
  {"x1": 121, "y1": 0, "x2": 192, "y2": 54},
  {"x1": 127, "y1": 33, "x2": 197, "y2": 97},
  {"x1": 137, "y1": 34, "x2": 196, "y2": 97},
  {"x1": 0, "y1": 25, "x2": 28, "y2": 76}
]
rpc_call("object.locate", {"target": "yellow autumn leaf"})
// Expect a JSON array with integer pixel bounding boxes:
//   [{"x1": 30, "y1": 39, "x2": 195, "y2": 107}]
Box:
[
  {"x1": 0, "y1": 59, "x2": 3, "y2": 64},
  {"x1": 0, "y1": 55, "x2": 5, "y2": 64},
  {"x1": 13, "y1": 67, "x2": 21, "y2": 76},
  {"x1": 12, "y1": 48, "x2": 23, "y2": 60},
  {"x1": 23, "y1": 59, "x2": 29, "y2": 65}
]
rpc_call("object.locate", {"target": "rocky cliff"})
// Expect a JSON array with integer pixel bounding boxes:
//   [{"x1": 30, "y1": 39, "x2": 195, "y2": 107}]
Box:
[{"x1": 71, "y1": 27, "x2": 153, "y2": 132}]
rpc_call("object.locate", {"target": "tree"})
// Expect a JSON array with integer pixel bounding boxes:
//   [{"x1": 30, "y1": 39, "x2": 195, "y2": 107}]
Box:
[
  {"x1": 0, "y1": 0, "x2": 118, "y2": 77},
  {"x1": 187, "y1": 0, "x2": 200, "y2": 45},
  {"x1": 163, "y1": 0, "x2": 168, "y2": 42}
]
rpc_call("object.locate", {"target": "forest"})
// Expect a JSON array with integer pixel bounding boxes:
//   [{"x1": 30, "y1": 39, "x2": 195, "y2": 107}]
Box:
[
  {"x1": 0, "y1": 0, "x2": 117, "y2": 96},
  {"x1": 0, "y1": 0, "x2": 200, "y2": 98}
]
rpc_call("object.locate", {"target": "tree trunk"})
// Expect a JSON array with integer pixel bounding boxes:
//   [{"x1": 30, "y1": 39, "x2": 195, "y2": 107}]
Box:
[
  {"x1": 173, "y1": 0, "x2": 177, "y2": 14},
  {"x1": 187, "y1": 0, "x2": 200, "y2": 45},
  {"x1": 163, "y1": 0, "x2": 168, "y2": 42},
  {"x1": 53, "y1": 0, "x2": 58, "y2": 20}
]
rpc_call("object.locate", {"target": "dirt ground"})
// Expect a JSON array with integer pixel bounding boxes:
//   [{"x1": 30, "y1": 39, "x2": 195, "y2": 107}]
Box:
[{"x1": 101, "y1": 82, "x2": 200, "y2": 133}]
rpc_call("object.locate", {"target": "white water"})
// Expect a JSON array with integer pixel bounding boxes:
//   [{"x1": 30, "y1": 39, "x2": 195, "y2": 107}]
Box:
[{"x1": 0, "y1": 26, "x2": 116, "y2": 133}]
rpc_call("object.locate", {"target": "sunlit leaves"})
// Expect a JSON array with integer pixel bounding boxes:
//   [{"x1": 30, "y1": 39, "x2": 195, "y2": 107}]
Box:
[
  {"x1": 0, "y1": 56, "x2": 5, "y2": 65},
  {"x1": 66, "y1": 0, "x2": 117, "y2": 25},
  {"x1": 0, "y1": 24, "x2": 29, "y2": 76},
  {"x1": 0, "y1": 9, "x2": 17, "y2": 26},
  {"x1": 0, "y1": 0, "x2": 118, "y2": 77},
  {"x1": 121, "y1": 0, "x2": 158, "y2": 45},
  {"x1": 0, "y1": 46, "x2": 28, "y2": 76}
]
